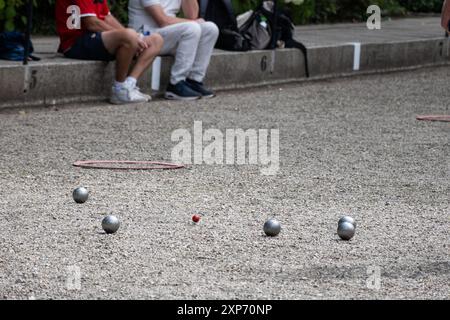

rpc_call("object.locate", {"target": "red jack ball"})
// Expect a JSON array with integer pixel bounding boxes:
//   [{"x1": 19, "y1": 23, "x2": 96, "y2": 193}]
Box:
[{"x1": 192, "y1": 214, "x2": 201, "y2": 223}]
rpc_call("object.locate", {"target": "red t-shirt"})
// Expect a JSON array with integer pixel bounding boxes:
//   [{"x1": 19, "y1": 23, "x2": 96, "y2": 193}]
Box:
[{"x1": 56, "y1": 0, "x2": 110, "y2": 52}]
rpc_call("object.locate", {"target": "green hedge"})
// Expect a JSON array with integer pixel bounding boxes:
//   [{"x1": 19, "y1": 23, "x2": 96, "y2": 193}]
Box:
[{"x1": 0, "y1": 0, "x2": 444, "y2": 34}]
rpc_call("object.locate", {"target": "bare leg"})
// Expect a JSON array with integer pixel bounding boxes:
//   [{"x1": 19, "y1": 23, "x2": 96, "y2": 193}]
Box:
[
  {"x1": 101, "y1": 28, "x2": 140, "y2": 82},
  {"x1": 129, "y1": 33, "x2": 164, "y2": 80}
]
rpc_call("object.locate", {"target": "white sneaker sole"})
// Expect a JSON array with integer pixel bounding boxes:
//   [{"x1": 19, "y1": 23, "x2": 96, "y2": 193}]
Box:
[
  {"x1": 201, "y1": 93, "x2": 216, "y2": 99},
  {"x1": 110, "y1": 96, "x2": 148, "y2": 105},
  {"x1": 164, "y1": 92, "x2": 201, "y2": 101}
]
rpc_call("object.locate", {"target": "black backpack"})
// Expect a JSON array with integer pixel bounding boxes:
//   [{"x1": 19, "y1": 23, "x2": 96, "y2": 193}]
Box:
[
  {"x1": 0, "y1": 31, "x2": 40, "y2": 61},
  {"x1": 200, "y1": 0, "x2": 250, "y2": 51},
  {"x1": 200, "y1": 0, "x2": 309, "y2": 77},
  {"x1": 244, "y1": 1, "x2": 309, "y2": 77}
]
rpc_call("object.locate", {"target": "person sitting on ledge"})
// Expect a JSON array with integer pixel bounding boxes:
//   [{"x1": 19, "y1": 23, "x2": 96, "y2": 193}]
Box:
[
  {"x1": 56, "y1": 0, "x2": 164, "y2": 104},
  {"x1": 128, "y1": 0, "x2": 219, "y2": 100}
]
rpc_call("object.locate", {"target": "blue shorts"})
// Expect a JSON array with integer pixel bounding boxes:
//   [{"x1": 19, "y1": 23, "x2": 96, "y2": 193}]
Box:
[{"x1": 64, "y1": 32, "x2": 115, "y2": 62}]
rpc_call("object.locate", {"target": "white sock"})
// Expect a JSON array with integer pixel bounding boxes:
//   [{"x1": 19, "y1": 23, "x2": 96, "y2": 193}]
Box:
[{"x1": 124, "y1": 77, "x2": 137, "y2": 89}]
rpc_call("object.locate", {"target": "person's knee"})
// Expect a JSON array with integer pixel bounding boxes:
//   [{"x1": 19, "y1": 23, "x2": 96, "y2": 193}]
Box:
[
  {"x1": 201, "y1": 21, "x2": 219, "y2": 39},
  {"x1": 121, "y1": 28, "x2": 139, "y2": 48},
  {"x1": 182, "y1": 22, "x2": 202, "y2": 39},
  {"x1": 149, "y1": 33, "x2": 164, "y2": 51}
]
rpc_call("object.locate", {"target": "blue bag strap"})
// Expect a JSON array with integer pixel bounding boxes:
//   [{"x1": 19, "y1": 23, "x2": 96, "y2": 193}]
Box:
[{"x1": 199, "y1": 0, "x2": 209, "y2": 18}]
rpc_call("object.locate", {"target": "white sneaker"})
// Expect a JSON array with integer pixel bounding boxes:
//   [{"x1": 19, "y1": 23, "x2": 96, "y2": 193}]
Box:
[
  {"x1": 110, "y1": 85, "x2": 148, "y2": 104},
  {"x1": 134, "y1": 86, "x2": 152, "y2": 101}
]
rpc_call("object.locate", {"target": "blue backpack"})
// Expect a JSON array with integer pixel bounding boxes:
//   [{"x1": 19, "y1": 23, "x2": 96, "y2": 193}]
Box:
[{"x1": 0, "y1": 31, "x2": 40, "y2": 61}]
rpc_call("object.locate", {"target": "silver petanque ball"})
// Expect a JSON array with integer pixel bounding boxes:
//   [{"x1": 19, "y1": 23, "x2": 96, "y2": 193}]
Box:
[
  {"x1": 263, "y1": 218, "x2": 281, "y2": 237},
  {"x1": 102, "y1": 215, "x2": 120, "y2": 234},
  {"x1": 72, "y1": 187, "x2": 89, "y2": 204},
  {"x1": 338, "y1": 216, "x2": 356, "y2": 227},
  {"x1": 337, "y1": 221, "x2": 355, "y2": 240}
]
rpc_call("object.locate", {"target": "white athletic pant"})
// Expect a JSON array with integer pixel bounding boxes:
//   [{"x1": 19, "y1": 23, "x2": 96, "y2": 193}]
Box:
[{"x1": 151, "y1": 21, "x2": 219, "y2": 85}]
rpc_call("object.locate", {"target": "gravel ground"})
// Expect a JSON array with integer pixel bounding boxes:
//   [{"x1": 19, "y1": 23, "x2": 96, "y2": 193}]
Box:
[{"x1": 0, "y1": 66, "x2": 449, "y2": 300}]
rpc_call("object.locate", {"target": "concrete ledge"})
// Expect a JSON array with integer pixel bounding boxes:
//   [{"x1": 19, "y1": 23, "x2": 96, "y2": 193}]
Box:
[
  {"x1": 0, "y1": 58, "x2": 115, "y2": 108},
  {"x1": 360, "y1": 38, "x2": 450, "y2": 70},
  {"x1": 0, "y1": 36, "x2": 449, "y2": 109}
]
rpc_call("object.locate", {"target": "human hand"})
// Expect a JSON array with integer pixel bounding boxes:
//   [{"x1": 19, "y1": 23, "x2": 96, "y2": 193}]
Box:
[
  {"x1": 138, "y1": 38, "x2": 149, "y2": 52},
  {"x1": 135, "y1": 34, "x2": 149, "y2": 56}
]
